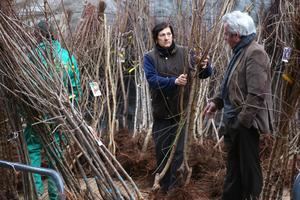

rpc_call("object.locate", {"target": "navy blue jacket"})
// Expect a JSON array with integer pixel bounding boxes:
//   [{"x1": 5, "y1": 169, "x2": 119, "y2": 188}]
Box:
[{"x1": 294, "y1": 173, "x2": 300, "y2": 200}]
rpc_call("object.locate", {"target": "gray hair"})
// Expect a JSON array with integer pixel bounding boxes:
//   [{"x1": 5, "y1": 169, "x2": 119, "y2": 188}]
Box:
[{"x1": 222, "y1": 11, "x2": 256, "y2": 36}]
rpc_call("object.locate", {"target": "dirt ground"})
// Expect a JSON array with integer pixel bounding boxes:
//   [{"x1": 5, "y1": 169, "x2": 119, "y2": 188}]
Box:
[
  {"x1": 115, "y1": 129, "x2": 227, "y2": 200},
  {"x1": 114, "y1": 129, "x2": 293, "y2": 200}
]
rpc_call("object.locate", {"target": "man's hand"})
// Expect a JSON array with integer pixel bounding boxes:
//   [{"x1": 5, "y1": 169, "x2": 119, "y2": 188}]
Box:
[
  {"x1": 203, "y1": 101, "x2": 217, "y2": 119},
  {"x1": 197, "y1": 55, "x2": 210, "y2": 69},
  {"x1": 192, "y1": 48, "x2": 210, "y2": 69},
  {"x1": 175, "y1": 74, "x2": 187, "y2": 86}
]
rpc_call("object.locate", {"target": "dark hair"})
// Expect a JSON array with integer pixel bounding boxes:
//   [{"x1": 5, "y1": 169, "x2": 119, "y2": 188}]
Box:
[
  {"x1": 36, "y1": 20, "x2": 55, "y2": 40},
  {"x1": 151, "y1": 22, "x2": 174, "y2": 42}
]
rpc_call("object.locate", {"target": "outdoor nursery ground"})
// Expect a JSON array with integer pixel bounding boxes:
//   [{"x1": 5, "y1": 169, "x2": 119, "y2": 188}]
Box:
[{"x1": 112, "y1": 129, "x2": 291, "y2": 200}]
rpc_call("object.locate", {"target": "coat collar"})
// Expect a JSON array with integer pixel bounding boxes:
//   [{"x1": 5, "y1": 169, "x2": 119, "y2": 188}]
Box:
[{"x1": 155, "y1": 42, "x2": 177, "y2": 57}]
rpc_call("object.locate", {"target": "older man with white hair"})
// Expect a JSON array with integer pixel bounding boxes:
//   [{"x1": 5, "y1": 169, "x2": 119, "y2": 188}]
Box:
[{"x1": 204, "y1": 11, "x2": 273, "y2": 199}]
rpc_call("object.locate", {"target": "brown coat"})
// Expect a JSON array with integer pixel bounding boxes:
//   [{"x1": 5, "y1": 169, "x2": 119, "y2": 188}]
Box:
[{"x1": 213, "y1": 41, "x2": 273, "y2": 133}]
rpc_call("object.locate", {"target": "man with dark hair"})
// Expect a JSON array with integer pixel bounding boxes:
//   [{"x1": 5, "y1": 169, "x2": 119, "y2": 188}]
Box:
[
  {"x1": 35, "y1": 20, "x2": 55, "y2": 39},
  {"x1": 143, "y1": 21, "x2": 212, "y2": 193},
  {"x1": 25, "y1": 20, "x2": 81, "y2": 200},
  {"x1": 204, "y1": 11, "x2": 273, "y2": 200}
]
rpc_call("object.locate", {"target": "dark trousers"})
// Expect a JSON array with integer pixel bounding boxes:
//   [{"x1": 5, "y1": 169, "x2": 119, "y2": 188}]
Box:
[
  {"x1": 222, "y1": 124, "x2": 262, "y2": 200},
  {"x1": 152, "y1": 117, "x2": 185, "y2": 191}
]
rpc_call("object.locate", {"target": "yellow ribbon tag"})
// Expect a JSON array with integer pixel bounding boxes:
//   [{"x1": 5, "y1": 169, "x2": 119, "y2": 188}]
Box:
[{"x1": 282, "y1": 73, "x2": 294, "y2": 85}]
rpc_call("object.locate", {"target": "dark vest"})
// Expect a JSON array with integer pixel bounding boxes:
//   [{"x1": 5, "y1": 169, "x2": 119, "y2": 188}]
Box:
[{"x1": 146, "y1": 45, "x2": 190, "y2": 119}]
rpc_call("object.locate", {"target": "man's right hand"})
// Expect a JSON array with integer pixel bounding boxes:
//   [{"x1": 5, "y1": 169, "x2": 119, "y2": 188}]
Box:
[{"x1": 203, "y1": 101, "x2": 217, "y2": 119}]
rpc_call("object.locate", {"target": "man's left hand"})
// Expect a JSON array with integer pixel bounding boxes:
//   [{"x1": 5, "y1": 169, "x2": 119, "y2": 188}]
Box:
[{"x1": 197, "y1": 55, "x2": 210, "y2": 69}]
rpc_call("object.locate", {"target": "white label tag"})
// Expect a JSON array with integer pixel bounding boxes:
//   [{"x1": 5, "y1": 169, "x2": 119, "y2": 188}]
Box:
[
  {"x1": 282, "y1": 47, "x2": 292, "y2": 63},
  {"x1": 89, "y1": 81, "x2": 101, "y2": 97}
]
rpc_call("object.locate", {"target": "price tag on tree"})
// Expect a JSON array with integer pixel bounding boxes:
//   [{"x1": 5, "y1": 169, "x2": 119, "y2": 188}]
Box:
[
  {"x1": 282, "y1": 47, "x2": 292, "y2": 63},
  {"x1": 89, "y1": 81, "x2": 101, "y2": 97}
]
